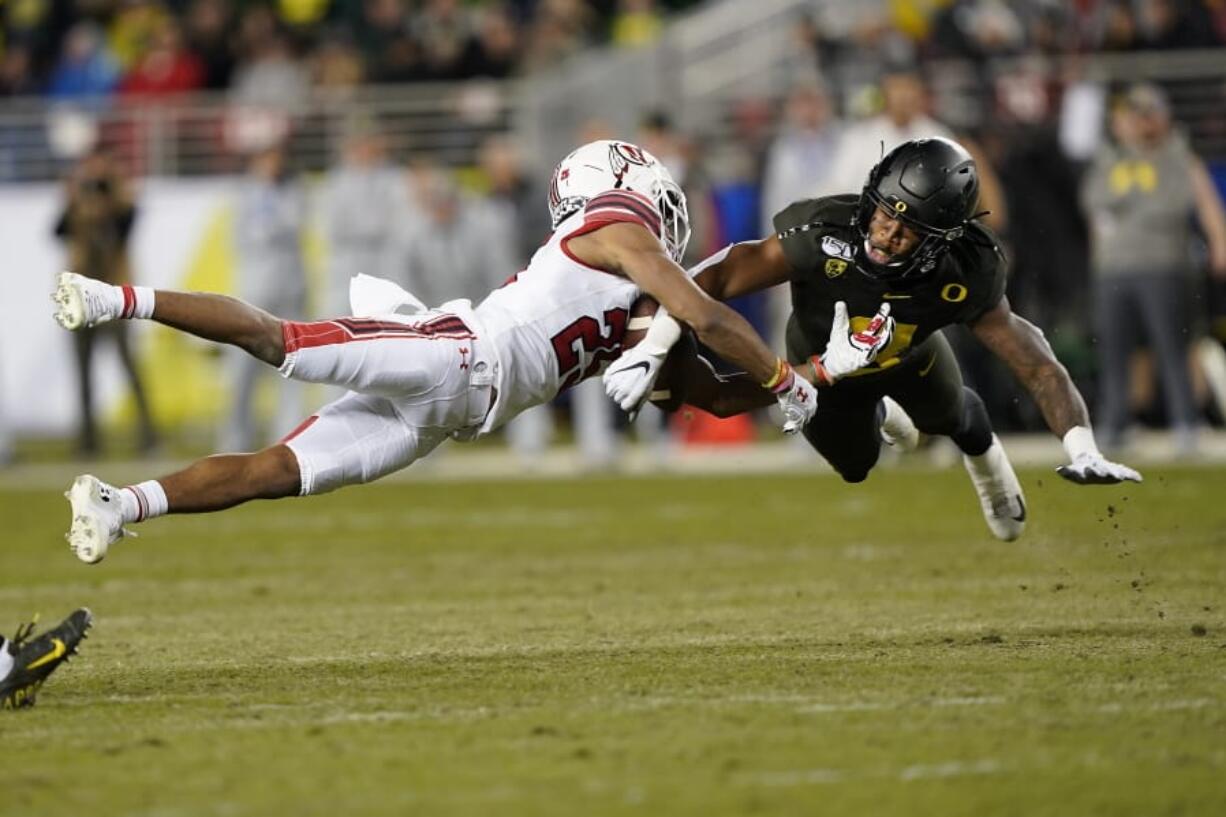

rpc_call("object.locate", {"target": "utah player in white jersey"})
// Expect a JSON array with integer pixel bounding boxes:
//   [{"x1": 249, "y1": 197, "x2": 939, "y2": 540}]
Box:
[{"x1": 51, "y1": 140, "x2": 821, "y2": 564}]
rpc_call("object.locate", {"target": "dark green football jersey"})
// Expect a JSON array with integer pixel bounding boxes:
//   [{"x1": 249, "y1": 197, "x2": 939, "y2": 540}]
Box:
[{"x1": 773, "y1": 195, "x2": 1008, "y2": 378}]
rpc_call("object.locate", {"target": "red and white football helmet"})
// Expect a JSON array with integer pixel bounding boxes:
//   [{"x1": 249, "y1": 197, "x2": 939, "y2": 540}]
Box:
[{"x1": 548, "y1": 139, "x2": 691, "y2": 262}]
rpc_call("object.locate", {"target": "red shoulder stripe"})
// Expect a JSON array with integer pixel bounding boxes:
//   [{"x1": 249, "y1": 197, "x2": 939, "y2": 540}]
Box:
[{"x1": 584, "y1": 191, "x2": 661, "y2": 234}]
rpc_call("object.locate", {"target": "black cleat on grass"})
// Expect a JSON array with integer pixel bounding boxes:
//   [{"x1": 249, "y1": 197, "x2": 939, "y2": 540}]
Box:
[{"x1": 1, "y1": 608, "x2": 94, "y2": 710}]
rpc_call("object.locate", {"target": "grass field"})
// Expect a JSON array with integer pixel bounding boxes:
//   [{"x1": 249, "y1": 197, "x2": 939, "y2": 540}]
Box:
[{"x1": 2, "y1": 463, "x2": 1224, "y2": 816}]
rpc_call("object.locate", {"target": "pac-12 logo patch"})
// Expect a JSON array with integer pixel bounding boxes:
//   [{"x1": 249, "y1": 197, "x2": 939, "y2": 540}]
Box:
[
  {"x1": 825, "y1": 259, "x2": 848, "y2": 278},
  {"x1": 821, "y1": 235, "x2": 854, "y2": 261}
]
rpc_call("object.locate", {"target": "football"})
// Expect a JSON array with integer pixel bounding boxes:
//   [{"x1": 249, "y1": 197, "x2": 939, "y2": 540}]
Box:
[{"x1": 622, "y1": 294, "x2": 696, "y2": 412}]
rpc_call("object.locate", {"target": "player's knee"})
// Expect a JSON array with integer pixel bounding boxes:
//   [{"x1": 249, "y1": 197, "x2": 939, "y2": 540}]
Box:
[{"x1": 248, "y1": 445, "x2": 302, "y2": 498}]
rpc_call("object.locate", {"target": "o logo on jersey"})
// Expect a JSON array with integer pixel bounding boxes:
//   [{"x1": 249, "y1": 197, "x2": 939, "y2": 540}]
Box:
[
  {"x1": 941, "y1": 283, "x2": 969, "y2": 303},
  {"x1": 893, "y1": 200, "x2": 908, "y2": 213}
]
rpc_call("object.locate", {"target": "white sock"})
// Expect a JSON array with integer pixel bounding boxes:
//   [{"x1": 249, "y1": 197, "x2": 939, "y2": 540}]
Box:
[
  {"x1": 0, "y1": 639, "x2": 13, "y2": 680},
  {"x1": 121, "y1": 480, "x2": 169, "y2": 523},
  {"x1": 120, "y1": 285, "x2": 156, "y2": 319}
]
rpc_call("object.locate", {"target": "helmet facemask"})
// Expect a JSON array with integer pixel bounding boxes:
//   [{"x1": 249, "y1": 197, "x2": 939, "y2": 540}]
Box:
[{"x1": 652, "y1": 175, "x2": 691, "y2": 264}]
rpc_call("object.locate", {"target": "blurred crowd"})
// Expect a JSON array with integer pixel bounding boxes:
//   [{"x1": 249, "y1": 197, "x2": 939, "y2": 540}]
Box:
[
  {"x1": 5, "y1": 0, "x2": 1226, "y2": 103},
  {"x1": 0, "y1": 0, "x2": 703, "y2": 100},
  {"x1": 5, "y1": 0, "x2": 1226, "y2": 462}
]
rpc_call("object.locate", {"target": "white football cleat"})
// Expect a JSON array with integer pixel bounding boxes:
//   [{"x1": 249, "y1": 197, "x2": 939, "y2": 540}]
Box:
[
  {"x1": 879, "y1": 396, "x2": 919, "y2": 451},
  {"x1": 962, "y1": 435, "x2": 1026, "y2": 542},
  {"x1": 65, "y1": 475, "x2": 128, "y2": 564},
  {"x1": 52, "y1": 271, "x2": 120, "y2": 330}
]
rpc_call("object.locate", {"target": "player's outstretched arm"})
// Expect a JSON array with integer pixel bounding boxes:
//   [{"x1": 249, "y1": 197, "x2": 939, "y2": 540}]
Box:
[
  {"x1": 969, "y1": 297, "x2": 1142, "y2": 485},
  {"x1": 567, "y1": 222, "x2": 816, "y2": 433}
]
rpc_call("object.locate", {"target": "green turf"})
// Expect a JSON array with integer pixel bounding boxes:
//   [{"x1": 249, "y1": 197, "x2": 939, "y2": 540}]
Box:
[{"x1": 2, "y1": 465, "x2": 1224, "y2": 816}]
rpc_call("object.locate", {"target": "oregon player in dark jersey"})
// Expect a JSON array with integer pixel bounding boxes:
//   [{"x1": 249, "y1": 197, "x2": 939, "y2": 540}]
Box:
[{"x1": 603, "y1": 137, "x2": 1142, "y2": 541}]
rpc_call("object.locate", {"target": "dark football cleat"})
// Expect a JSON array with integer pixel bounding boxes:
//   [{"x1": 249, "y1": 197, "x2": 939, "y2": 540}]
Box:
[{"x1": 1, "y1": 608, "x2": 94, "y2": 710}]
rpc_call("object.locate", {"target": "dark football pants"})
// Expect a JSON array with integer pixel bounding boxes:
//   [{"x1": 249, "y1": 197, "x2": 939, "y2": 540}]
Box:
[{"x1": 798, "y1": 332, "x2": 993, "y2": 482}]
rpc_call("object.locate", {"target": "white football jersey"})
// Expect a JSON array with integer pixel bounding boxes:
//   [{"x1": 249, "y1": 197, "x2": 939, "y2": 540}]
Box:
[{"x1": 474, "y1": 189, "x2": 666, "y2": 431}]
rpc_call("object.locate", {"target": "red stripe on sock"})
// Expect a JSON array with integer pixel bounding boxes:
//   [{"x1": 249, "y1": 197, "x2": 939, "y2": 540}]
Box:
[
  {"x1": 125, "y1": 486, "x2": 146, "y2": 522},
  {"x1": 121, "y1": 285, "x2": 135, "y2": 319}
]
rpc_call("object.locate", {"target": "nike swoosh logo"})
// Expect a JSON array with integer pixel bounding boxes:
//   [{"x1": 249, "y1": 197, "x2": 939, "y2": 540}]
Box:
[
  {"x1": 1011, "y1": 496, "x2": 1027, "y2": 523},
  {"x1": 620, "y1": 361, "x2": 651, "y2": 375},
  {"x1": 882, "y1": 293, "x2": 912, "y2": 300},
  {"x1": 918, "y1": 354, "x2": 938, "y2": 377},
  {"x1": 26, "y1": 638, "x2": 66, "y2": 670}
]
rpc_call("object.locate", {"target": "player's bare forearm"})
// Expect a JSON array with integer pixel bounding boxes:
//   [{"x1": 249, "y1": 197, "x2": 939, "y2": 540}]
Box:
[
  {"x1": 153, "y1": 291, "x2": 286, "y2": 366},
  {"x1": 675, "y1": 353, "x2": 774, "y2": 418},
  {"x1": 970, "y1": 299, "x2": 1090, "y2": 437}
]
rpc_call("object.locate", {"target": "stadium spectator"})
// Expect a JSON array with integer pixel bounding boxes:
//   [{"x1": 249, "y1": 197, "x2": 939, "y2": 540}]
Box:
[
  {"x1": 229, "y1": 7, "x2": 309, "y2": 111},
  {"x1": 760, "y1": 81, "x2": 842, "y2": 236},
  {"x1": 47, "y1": 22, "x2": 121, "y2": 104},
  {"x1": 1137, "y1": 0, "x2": 1217, "y2": 49},
  {"x1": 312, "y1": 32, "x2": 365, "y2": 91},
  {"x1": 0, "y1": 46, "x2": 36, "y2": 97},
  {"x1": 1, "y1": 0, "x2": 66, "y2": 75},
  {"x1": 107, "y1": 0, "x2": 171, "y2": 72},
  {"x1": 184, "y1": 0, "x2": 237, "y2": 91},
  {"x1": 928, "y1": 0, "x2": 1028, "y2": 61},
  {"x1": 354, "y1": 0, "x2": 423, "y2": 83},
  {"x1": 53, "y1": 148, "x2": 158, "y2": 457},
  {"x1": 395, "y1": 165, "x2": 513, "y2": 307},
  {"x1": 412, "y1": 0, "x2": 474, "y2": 80},
  {"x1": 1081, "y1": 83, "x2": 1226, "y2": 452},
  {"x1": 461, "y1": 4, "x2": 521, "y2": 79},
  {"x1": 223, "y1": 143, "x2": 308, "y2": 452},
  {"x1": 521, "y1": 0, "x2": 596, "y2": 72},
  {"x1": 611, "y1": 0, "x2": 663, "y2": 48},
  {"x1": 319, "y1": 119, "x2": 412, "y2": 316},
  {"x1": 118, "y1": 18, "x2": 205, "y2": 99},
  {"x1": 477, "y1": 135, "x2": 550, "y2": 266},
  {"x1": 823, "y1": 66, "x2": 1008, "y2": 232},
  {"x1": 273, "y1": 0, "x2": 332, "y2": 49}
]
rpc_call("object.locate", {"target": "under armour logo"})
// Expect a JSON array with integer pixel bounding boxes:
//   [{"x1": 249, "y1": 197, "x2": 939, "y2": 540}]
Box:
[{"x1": 459, "y1": 348, "x2": 470, "y2": 371}]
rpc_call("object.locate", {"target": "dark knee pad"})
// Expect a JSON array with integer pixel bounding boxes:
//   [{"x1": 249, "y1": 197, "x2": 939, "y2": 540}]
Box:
[
  {"x1": 802, "y1": 421, "x2": 878, "y2": 483},
  {"x1": 836, "y1": 467, "x2": 871, "y2": 484},
  {"x1": 950, "y1": 387, "x2": 993, "y2": 456}
]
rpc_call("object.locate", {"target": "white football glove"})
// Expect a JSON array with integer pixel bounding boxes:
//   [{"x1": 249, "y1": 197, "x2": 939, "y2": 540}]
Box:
[
  {"x1": 771, "y1": 364, "x2": 818, "y2": 434},
  {"x1": 813, "y1": 301, "x2": 895, "y2": 384},
  {"x1": 603, "y1": 308, "x2": 683, "y2": 415},
  {"x1": 1055, "y1": 427, "x2": 1143, "y2": 485},
  {"x1": 604, "y1": 345, "x2": 665, "y2": 413}
]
